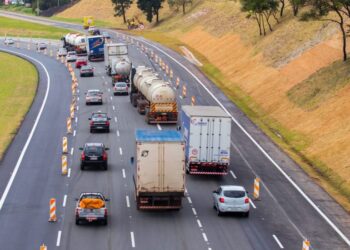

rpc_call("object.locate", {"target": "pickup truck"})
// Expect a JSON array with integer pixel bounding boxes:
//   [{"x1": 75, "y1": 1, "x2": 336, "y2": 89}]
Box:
[{"x1": 75, "y1": 192, "x2": 109, "y2": 225}]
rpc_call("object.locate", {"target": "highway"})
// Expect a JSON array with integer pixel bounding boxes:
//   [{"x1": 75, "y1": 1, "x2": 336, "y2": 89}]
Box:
[{"x1": 0, "y1": 11, "x2": 349, "y2": 250}]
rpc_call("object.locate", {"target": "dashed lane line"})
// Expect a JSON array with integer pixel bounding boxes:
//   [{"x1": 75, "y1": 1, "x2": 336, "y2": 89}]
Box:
[
  {"x1": 75, "y1": 117, "x2": 78, "y2": 123},
  {"x1": 126, "y1": 195, "x2": 130, "y2": 208},
  {"x1": 130, "y1": 232, "x2": 135, "y2": 248},
  {"x1": 73, "y1": 130, "x2": 76, "y2": 137},
  {"x1": 192, "y1": 208, "x2": 197, "y2": 216},
  {"x1": 230, "y1": 170, "x2": 237, "y2": 179},
  {"x1": 273, "y1": 234, "x2": 284, "y2": 249},
  {"x1": 112, "y1": 105, "x2": 115, "y2": 110},
  {"x1": 62, "y1": 195, "x2": 67, "y2": 207},
  {"x1": 157, "y1": 124, "x2": 162, "y2": 131},
  {"x1": 56, "y1": 230, "x2": 62, "y2": 247},
  {"x1": 114, "y1": 117, "x2": 118, "y2": 123},
  {"x1": 122, "y1": 169, "x2": 126, "y2": 179},
  {"x1": 119, "y1": 147, "x2": 123, "y2": 155},
  {"x1": 202, "y1": 233, "x2": 208, "y2": 242},
  {"x1": 187, "y1": 197, "x2": 192, "y2": 204},
  {"x1": 117, "y1": 130, "x2": 120, "y2": 137},
  {"x1": 68, "y1": 168, "x2": 71, "y2": 178},
  {"x1": 70, "y1": 147, "x2": 74, "y2": 156},
  {"x1": 197, "y1": 219, "x2": 202, "y2": 228},
  {"x1": 249, "y1": 199, "x2": 256, "y2": 209}
]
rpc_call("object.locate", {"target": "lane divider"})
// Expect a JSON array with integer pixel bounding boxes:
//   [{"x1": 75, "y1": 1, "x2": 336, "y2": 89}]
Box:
[
  {"x1": 253, "y1": 177, "x2": 260, "y2": 200},
  {"x1": 48, "y1": 198, "x2": 57, "y2": 222},
  {"x1": 66, "y1": 117, "x2": 72, "y2": 134},
  {"x1": 62, "y1": 137, "x2": 68, "y2": 154},
  {"x1": 61, "y1": 155, "x2": 68, "y2": 175}
]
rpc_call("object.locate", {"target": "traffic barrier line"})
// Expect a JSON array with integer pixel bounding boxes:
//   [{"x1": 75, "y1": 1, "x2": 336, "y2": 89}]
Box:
[
  {"x1": 70, "y1": 104, "x2": 75, "y2": 118},
  {"x1": 48, "y1": 198, "x2": 57, "y2": 222},
  {"x1": 191, "y1": 96, "x2": 195, "y2": 106},
  {"x1": 67, "y1": 117, "x2": 72, "y2": 134},
  {"x1": 62, "y1": 155, "x2": 68, "y2": 175},
  {"x1": 182, "y1": 85, "x2": 187, "y2": 98},
  {"x1": 253, "y1": 177, "x2": 260, "y2": 200},
  {"x1": 62, "y1": 137, "x2": 68, "y2": 154},
  {"x1": 40, "y1": 244, "x2": 47, "y2": 250}
]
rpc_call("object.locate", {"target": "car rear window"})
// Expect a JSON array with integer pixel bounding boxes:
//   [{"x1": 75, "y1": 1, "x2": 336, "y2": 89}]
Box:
[
  {"x1": 92, "y1": 113, "x2": 107, "y2": 121},
  {"x1": 223, "y1": 190, "x2": 246, "y2": 198},
  {"x1": 116, "y1": 83, "x2": 127, "y2": 87},
  {"x1": 85, "y1": 146, "x2": 103, "y2": 154}
]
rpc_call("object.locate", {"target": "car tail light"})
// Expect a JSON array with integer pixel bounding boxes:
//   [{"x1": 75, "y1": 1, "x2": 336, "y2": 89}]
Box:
[
  {"x1": 245, "y1": 198, "x2": 249, "y2": 204},
  {"x1": 90, "y1": 121, "x2": 94, "y2": 126},
  {"x1": 103, "y1": 152, "x2": 107, "y2": 161},
  {"x1": 106, "y1": 121, "x2": 110, "y2": 126},
  {"x1": 81, "y1": 152, "x2": 85, "y2": 161},
  {"x1": 104, "y1": 208, "x2": 108, "y2": 216},
  {"x1": 75, "y1": 208, "x2": 79, "y2": 216},
  {"x1": 219, "y1": 197, "x2": 225, "y2": 203}
]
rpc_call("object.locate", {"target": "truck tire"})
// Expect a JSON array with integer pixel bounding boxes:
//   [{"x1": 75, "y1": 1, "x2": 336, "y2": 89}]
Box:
[{"x1": 102, "y1": 218, "x2": 108, "y2": 225}]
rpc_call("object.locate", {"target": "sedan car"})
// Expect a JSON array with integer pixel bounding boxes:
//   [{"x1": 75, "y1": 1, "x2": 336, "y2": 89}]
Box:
[
  {"x1": 113, "y1": 82, "x2": 129, "y2": 96},
  {"x1": 37, "y1": 42, "x2": 47, "y2": 50},
  {"x1": 66, "y1": 51, "x2": 77, "y2": 62},
  {"x1": 4, "y1": 38, "x2": 14, "y2": 45},
  {"x1": 80, "y1": 65, "x2": 94, "y2": 77},
  {"x1": 89, "y1": 112, "x2": 111, "y2": 133},
  {"x1": 213, "y1": 185, "x2": 250, "y2": 217},
  {"x1": 85, "y1": 89, "x2": 103, "y2": 105},
  {"x1": 79, "y1": 143, "x2": 109, "y2": 170},
  {"x1": 75, "y1": 57, "x2": 88, "y2": 68},
  {"x1": 57, "y1": 48, "x2": 67, "y2": 57},
  {"x1": 102, "y1": 31, "x2": 111, "y2": 40}
]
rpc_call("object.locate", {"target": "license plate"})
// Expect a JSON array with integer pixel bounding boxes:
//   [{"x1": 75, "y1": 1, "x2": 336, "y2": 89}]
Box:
[
  {"x1": 90, "y1": 156, "x2": 97, "y2": 160},
  {"x1": 87, "y1": 217, "x2": 97, "y2": 222},
  {"x1": 97, "y1": 126, "x2": 103, "y2": 129}
]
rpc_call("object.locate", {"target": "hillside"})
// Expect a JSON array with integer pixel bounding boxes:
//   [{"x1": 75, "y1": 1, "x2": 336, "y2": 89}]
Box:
[{"x1": 56, "y1": 0, "x2": 350, "y2": 208}]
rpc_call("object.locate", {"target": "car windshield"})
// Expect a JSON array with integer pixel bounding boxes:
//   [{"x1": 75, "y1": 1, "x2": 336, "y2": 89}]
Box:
[
  {"x1": 85, "y1": 145, "x2": 103, "y2": 154},
  {"x1": 82, "y1": 66, "x2": 92, "y2": 70},
  {"x1": 116, "y1": 83, "x2": 127, "y2": 87},
  {"x1": 87, "y1": 91, "x2": 100, "y2": 96},
  {"x1": 81, "y1": 193, "x2": 103, "y2": 200},
  {"x1": 92, "y1": 113, "x2": 107, "y2": 121},
  {"x1": 77, "y1": 58, "x2": 86, "y2": 62},
  {"x1": 223, "y1": 190, "x2": 246, "y2": 198},
  {"x1": 68, "y1": 52, "x2": 76, "y2": 56}
]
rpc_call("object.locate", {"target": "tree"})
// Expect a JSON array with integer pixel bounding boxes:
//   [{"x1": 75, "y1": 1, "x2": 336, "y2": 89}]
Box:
[
  {"x1": 289, "y1": 0, "x2": 306, "y2": 16},
  {"x1": 279, "y1": 0, "x2": 286, "y2": 16},
  {"x1": 168, "y1": 0, "x2": 192, "y2": 14},
  {"x1": 137, "y1": 0, "x2": 164, "y2": 23},
  {"x1": 111, "y1": 0, "x2": 133, "y2": 23}
]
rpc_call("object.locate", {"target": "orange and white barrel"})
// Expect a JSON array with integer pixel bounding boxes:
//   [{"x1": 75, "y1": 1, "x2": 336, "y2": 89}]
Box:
[
  {"x1": 302, "y1": 240, "x2": 310, "y2": 250},
  {"x1": 182, "y1": 85, "x2": 187, "y2": 98},
  {"x1": 176, "y1": 77, "x2": 180, "y2": 89},
  {"x1": 191, "y1": 96, "x2": 196, "y2": 106},
  {"x1": 40, "y1": 244, "x2": 47, "y2": 250},
  {"x1": 62, "y1": 155, "x2": 68, "y2": 175},
  {"x1": 48, "y1": 198, "x2": 57, "y2": 222},
  {"x1": 253, "y1": 177, "x2": 260, "y2": 200},
  {"x1": 62, "y1": 137, "x2": 68, "y2": 154}
]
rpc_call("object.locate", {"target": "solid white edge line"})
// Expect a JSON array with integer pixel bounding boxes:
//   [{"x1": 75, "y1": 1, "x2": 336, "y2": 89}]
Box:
[
  {"x1": 0, "y1": 49, "x2": 50, "y2": 211},
  {"x1": 67, "y1": 168, "x2": 71, "y2": 178},
  {"x1": 122, "y1": 169, "x2": 126, "y2": 178},
  {"x1": 230, "y1": 170, "x2": 237, "y2": 179},
  {"x1": 119, "y1": 147, "x2": 123, "y2": 155},
  {"x1": 197, "y1": 219, "x2": 202, "y2": 228},
  {"x1": 202, "y1": 233, "x2": 208, "y2": 242},
  {"x1": 62, "y1": 194, "x2": 67, "y2": 207},
  {"x1": 56, "y1": 230, "x2": 62, "y2": 247},
  {"x1": 272, "y1": 234, "x2": 284, "y2": 249},
  {"x1": 130, "y1": 232, "x2": 135, "y2": 248},
  {"x1": 192, "y1": 207, "x2": 197, "y2": 216},
  {"x1": 136, "y1": 36, "x2": 350, "y2": 246},
  {"x1": 187, "y1": 197, "x2": 192, "y2": 204},
  {"x1": 126, "y1": 195, "x2": 130, "y2": 208},
  {"x1": 249, "y1": 199, "x2": 256, "y2": 209}
]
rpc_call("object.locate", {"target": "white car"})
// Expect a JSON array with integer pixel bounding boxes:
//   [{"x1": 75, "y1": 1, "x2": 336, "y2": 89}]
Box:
[
  {"x1": 85, "y1": 89, "x2": 103, "y2": 105},
  {"x1": 4, "y1": 38, "x2": 14, "y2": 45},
  {"x1": 57, "y1": 48, "x2": 67, "y2": 57},
  {"x1": 37, "y1": 42, "x2": 47, "y2": 50},
  {"x1": 66, "y1": 51, "x2": 77, "y2": 62},
  {"x1": 213, "y1": 185, "x2": 250, "y2": 217}
]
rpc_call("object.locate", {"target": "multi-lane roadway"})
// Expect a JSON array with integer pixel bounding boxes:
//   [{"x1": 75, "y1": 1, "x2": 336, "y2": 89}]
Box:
[{"x1": 0, "y1": 11, "x2": 349, "y2": 250}]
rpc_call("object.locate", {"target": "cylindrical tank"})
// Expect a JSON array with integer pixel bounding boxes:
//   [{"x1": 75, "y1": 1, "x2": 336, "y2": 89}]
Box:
[
  {"x1": 139, "y1": 77, "x2": 162, "y2": 95},
  {"x1": 73, "y1": 35, "x2": 86, "y2": 46},
  {"x1": 112, "y1": 57, "x2": 132, "y2": 76},
  {"x1": 145, "y1": 82, "x2": 176, "y2": 103},
  {"x1": 134, "y1": 67, "x2": 153, "y2": 85}
]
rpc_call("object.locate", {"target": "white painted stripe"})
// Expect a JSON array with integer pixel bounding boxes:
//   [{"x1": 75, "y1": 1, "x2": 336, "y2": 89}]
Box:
[
  {"x1": 197, "y1": 219, "x2": 202, "y2": 228},
  {"x1": 230, "y1": 170, "x2": 237, "y2": 179},
  {"x1": 126, "y1": 195, "x2": 130, "y2": 207},
  {"x1": 273, "y1": 234, "x2": 284, "y2": 249},
  {"x1": 62, "y1": 195, "x2": 67, "y2": 207},
  {"x1": 202, "y1": 233, "x2": 208, "y2": 242},
  {"x1": 110, "y1": 96, "x2": 113, "y2": 100},
  {"x1": 56, "y1": 230, "x2": 62, "y2": 247},
  {"x1": 77, "y1": 97, "x2": 79, "y2": 101},
  {"x1": 77, "y1": 89, "x2": 80, "y2": 94},
  {"x1": 108, "y1": 88, "x2": 111, "y2": 92},
  {"x1": 76, "y1": 106, "x2": 79, "y2": 111},
  {"x1": 179, "y1": 95, "x2": 183, "y2": 99},
  {"x1": 70, "y1": 147, "x2": 74, "y2": 156},
  {"x1": 192, "y1": 208, "x2": 197, "y2": 216},
  {"x1": 130, "y1": 232, "x2": 135, "y2": 248},
  {"x1": 185, "y1": 187, "x2": 188, "y2": 193},
  {"x1": 119, "y1": 147, "x2": 123, "y2": 155},
  {"x1": 114, "y1": 117, "x2": 118, "y2": 123},
  {"x1": 187, "y1": 197, "x2": 192, "y2": 204},
  {"x1": 137, "y1": 37, "x2": 350, "y2": 246},
  {"x1": 249, "y1": 199, "x2": 256, "y2": 209},
  {"x1": 0, "y1": 49, "x2": 51, "y2": 211},
  {"x1": 73, "y1": 130, "x2": 76, "y2": 137},
  {"x1": 117, "y1": 130, "x2": 120, "y2": 137},
  {"x1": 122, "y1": 169, "x2": 126, "y2": 178},
  {"x1": 68, "y1": 168, "x2": 71, "y2": 178},
  {"x1": 157, "y1": 124, "x2": 162, "y2": 130},
  {"x1": 112, "y1": 105, "x2": 115, "y2": 110},
  {"x1": 75, "y1": 117, "x2": 78, "y2": 123}
]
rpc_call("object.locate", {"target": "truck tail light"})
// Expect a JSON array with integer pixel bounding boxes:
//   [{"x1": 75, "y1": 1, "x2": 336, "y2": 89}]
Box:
[
  {"x1": 245, "y1": 198, "x2": 249, "y2": 204},
  {"x1": 103, "y1": 152, "x2": 107, "y2": 161},
  {"x1": 81, "y1": 152, "x2": 85, "y2": 161},
  {"x1": 219, "y1": 197, "x2": 225, "y2": 203}
]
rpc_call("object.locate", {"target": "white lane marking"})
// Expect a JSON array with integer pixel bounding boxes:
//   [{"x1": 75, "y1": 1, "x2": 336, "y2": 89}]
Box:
[
  {"x1": 187, "y1": 197, "x2": 192, "y2": 204},
  {"x1": 136, "y1": 37, "x2": 350, "y2": 246},
  {"x1": 70, "y1": 147, "x2": 74, "y2": 156},
  {"x1": 56, "y1": 230, "x2": 62, "y2": 247},
  {"x1": 68, "y1": 168, "x2": 71, "y2": 178},
  {"x1": 73, "y1": 130, "x2": 76, "y2": 137},
  {"x1": 62, "y1": 195, "x2": 67, "y2": 207},
  {"x1": 77, "y1": 89, "x2": 80, "y2": 94},
  {"x1": 76, "y1": 106, "x2": 79, "y2": 111},
  {"x1": 179, "y1": 96, "x2": 183, "y2": 99},
  {"x1": 75, "y1": 117, "x2": 78, "y2": 123},
  {"x1": 230, "y1": 170, "x2": 237, "y2": 179},
  {"x1": 157, "y1": 124, "x2": 162, "y2": 130},
  {"x1": 202, "y1": 233, "x2": 208, "y2": 242},
  {"x1": 0, "y1": 49, "x2": 50, "y2": 211},
  {"x1": 192, "y1": 208, "x2": 197, "y2": 216},
  {"x1": 110, "y1": 96, "x2": 113, "y2": 100},
  {"x1": 77, "y1": 97, "x2": 79, "y2": 101},
  {"x1": 112, "y1": 105, "x2": 115, "y2": 110},
  {"x1": 197, "y1": 219, "x2": 202, "y2": 228},
  {"x1": 108, "y1": 88, "x2": 111, "y2": 92},
  {"x1": 185, "y1": 187, "x2": 188, "y2": 193},
  {"x1": 249, "y1": 199, "x2": 256, "y2": 209},
  {"x1": 122, "y1": 169, "x2": 126, "y2": 179},
  {"x1": 273, "y1": 234, "x2": 284, "y2": 249},
  {"x1": 130, "y1": 232, "x2": 135, "y2": 248},
  {"x1": 126, "y1": 195, "x2": 130, "y2": 208},
  {"x1": 114, "y1": 117, "x2": 118, "y2": 123},
  {"x1": 117, "y1": 130, "x2": 120, "y2": 137},
  {"x1": 119, "y1": 147, "x2": 123, "y2": 155}
]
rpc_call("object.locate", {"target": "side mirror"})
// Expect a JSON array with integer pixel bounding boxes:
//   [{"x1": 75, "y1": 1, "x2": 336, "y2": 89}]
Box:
[
  {"x1": 75, "y1": 198, "x2": 79, "y2": 201},
  {"x1": 105, "y1": 198, "x2": 110, "y2": 201},
  {"x1": 88, "y1": 118, "x2": 91, "y2": 120},
  {"x1": 108, "y1": 117, "x2": 111, "y2": 120},
  {"x1": 79, "y1": 147, "x2": 83, "y2": 150},
  {"x1": 105, "y1": 147, "x2": 110, "y2": 150},
  {"x1": 130, "y1": 157, "x2": 134, "y2": 165}
]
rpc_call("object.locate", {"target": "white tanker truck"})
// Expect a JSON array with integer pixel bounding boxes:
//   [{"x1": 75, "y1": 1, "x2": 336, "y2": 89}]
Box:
[
  {"x1": 130, "y1": 66, "x2": 178, "y2": 124},
  {"x1": 62, "y1": 33, "x2": 87, "y2": 55},
  {"x1": 104, "y1": 43, "x2": 132, "y2": 83}
]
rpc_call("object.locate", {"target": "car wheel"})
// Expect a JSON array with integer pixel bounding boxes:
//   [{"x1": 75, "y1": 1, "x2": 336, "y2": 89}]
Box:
[
  {"x1": 244, "y1": 211, "x2": 250, "y2": 217},
  {"x1": 75, "y1": 218, "x2": 80, "y2": 225},
  {"x1": 216, "y1": 205, "x2": 222, "y2": 216},
  {"x1": 80, "y1": 164, "x2": 85, "y2": 170},
  {"x1": 90, "y1": 128, "x2": 93, "y2": 133},
  {"x1": 103, "y1": 164, "x2": 108, "y2": 171}
]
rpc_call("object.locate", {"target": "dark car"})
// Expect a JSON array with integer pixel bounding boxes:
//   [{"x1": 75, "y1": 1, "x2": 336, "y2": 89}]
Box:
[
  {"x1": 89, "y1": 112, "x2": 111, "y2": 133},
  {"x1": 75, "y1": 192, "x2": 109, "y2": 225},
  {"x1": 80, "y1": 65, "x2": 94, "y2": 77},
  {"x1": 79, "y1": 143, "x2": 109, "y2": 170}
]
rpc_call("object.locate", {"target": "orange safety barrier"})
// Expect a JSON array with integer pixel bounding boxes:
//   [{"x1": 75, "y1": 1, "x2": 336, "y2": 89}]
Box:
[
  {"x1": 62, "y1": 137, "x2": 68, "y2": 154},
  {"x1": 182, "y1": 85, "x2": 187, "y2": 98},
  {"x1": 62, "y1": 155, "x2": 68, "y2": 175},
  {"x1": 191, "y1": 96, "x2": 196, "y2": 106},
  {"x1": 48, "y1": 198, "x2": 57, "y2": 222},
  {"x1": 302, "y1": 240, "x2": 310, "y2": 250},
  {"x1": 40, "y1": 244, "x2": 47, "y2": 250},
  {"x1": 253, "y1": 177, "x2": 260, "y2": 200},
  {"x1": 67, "y1": 117, "x2": 72, "y2": 134}
]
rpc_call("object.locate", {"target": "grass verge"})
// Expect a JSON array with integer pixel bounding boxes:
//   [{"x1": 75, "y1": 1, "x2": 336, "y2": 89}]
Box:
[
  {"x1": 0, "y1": 5, "x2": 34, "y2": 15},
  {"x1": 50, "y1": 16, "x2": 112, "y2": 28},
  {"x1": 128, "y1": 30, "x2": 350, "y2": 211},
  {"x1": 0, "y1": 52, "x2": 38, "y2": 160},
  {"x1": 0, "y1": 16, "x2": 71, "y2": 39}
]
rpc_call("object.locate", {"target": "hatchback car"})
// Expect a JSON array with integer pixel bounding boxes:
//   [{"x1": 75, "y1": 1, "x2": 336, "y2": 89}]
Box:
[
  {"x1": 66, "y1": 51, "x2": 77, "y2": 62},
  {"x1": 75, "y1": 57, "x2": 88, "y2": 68},
  {"x1": 37, "y1": 42, "x2": 47, "y2": 50},
  {"x1": 113, "y1": 82, "x2": 128, "y2": 96},
  {"x1": 213, "y1": 185, "x2": 250, "y2": 217},
  {"x1": 57, "y1": 48, "x2": 67, "y2": 57},
  {"x1": 80, "y1": 65, "x2": 94, "y2": 77},
  {"x1": 4, "y1": 38, "x2": 14, "y2": 45},
  {"x1": 79, "y1": 143, "x2": 109, "y2": 170},
  {"x1": 85, "y1": 89, "x2": 103, "y2": 105},
  {"x1": 89, "y1": 112, "x2": 111, "y2": 133}
]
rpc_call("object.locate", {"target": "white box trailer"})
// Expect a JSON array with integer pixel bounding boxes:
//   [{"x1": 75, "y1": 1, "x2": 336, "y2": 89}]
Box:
[
  {"x1": 181, "y1": 106, "x2": 231, "y2": 175},
  {"x1": 134, "y1": 130, "x2": 185, "y2": 210}
]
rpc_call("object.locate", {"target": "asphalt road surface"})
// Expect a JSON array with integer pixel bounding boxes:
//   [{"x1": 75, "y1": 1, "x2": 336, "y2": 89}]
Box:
[{"x1": 0, "y1": 11, "x2": 349, "y2": 250}]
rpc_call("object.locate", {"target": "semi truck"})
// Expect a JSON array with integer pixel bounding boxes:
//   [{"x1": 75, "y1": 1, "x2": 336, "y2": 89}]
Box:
[
  {"x1": 133, "y1": 130, "x2": 185, "y2": 210},
  {"x1": 130, "y1": 66, "x2": 178, "y2": 124},
  {"x1": 181, "y1": 106, "x2": 231, "y2": 175},
  {"x1": 62, "y1": 33, "x2": 87, "y2": 55},
  {"x1": 86, "y1": 35, "x2": 105, "y2": 61},
  {"x1": 104, "y1": 43, "x2": 131, "y2": 82}
]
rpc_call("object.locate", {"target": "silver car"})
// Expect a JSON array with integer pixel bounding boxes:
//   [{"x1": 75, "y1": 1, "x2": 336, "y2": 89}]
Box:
[
  {"x1": 213, "y1": 185, "x2": 250, "y2": 217},
  {"x1": 113, "y1": 82, "x2": 128, "y2": 96},
  {"x1": 66, "y1": 51, "x2": 77, "y2": 62},
  {"x1": 58, "y1": 48, "x2": 67, "y2": 57},
  {"x1": 85, "y1": 89, "x2": 103, "y2": 105},
  {"x1": 4, "y1": 38, "x2": 14, "y2": 45}
]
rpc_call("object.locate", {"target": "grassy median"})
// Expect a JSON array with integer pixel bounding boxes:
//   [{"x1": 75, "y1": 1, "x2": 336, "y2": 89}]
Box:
[{"x1": 0, "y1": 52, "x2": 38, "y2": 159}]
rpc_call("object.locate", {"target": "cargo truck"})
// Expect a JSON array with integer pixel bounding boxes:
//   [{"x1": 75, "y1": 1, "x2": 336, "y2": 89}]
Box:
[
  {"x1": 62, "y1": 33, "x2": 87, "y2": 55},
  {"x1": 130, "y1": 66, "x2": 178, "y2": 124},
  {"x1": 86, "y1": 35, "x2": 105, "y2": 61},
  {"x1": 181, "y1": 106, "x2": 231, "y2": 175},
  {"x1": 132, "y1": 130, "x2": 185, "y2": 210},
  {"x1": 104, "y1": 43, "x2": 131, "y2": 82}
]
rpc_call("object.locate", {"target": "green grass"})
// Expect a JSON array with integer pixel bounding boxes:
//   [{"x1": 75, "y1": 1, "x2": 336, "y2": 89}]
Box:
[
  {"x1": 0, "y1": 4, "x2": 34, "y2": 15},
  {"x1": 288, "y1": 59, "x2": 350, "y2": 110},
  {"x1": 0, "y1": 52, "x2": 38, "y2": 159},
  {"x1": 50, "y1": 16, "x2": 112, "y2": 28},
  {"x1": 0, "y1": 16, "x2": 71, "y2": 39}
]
